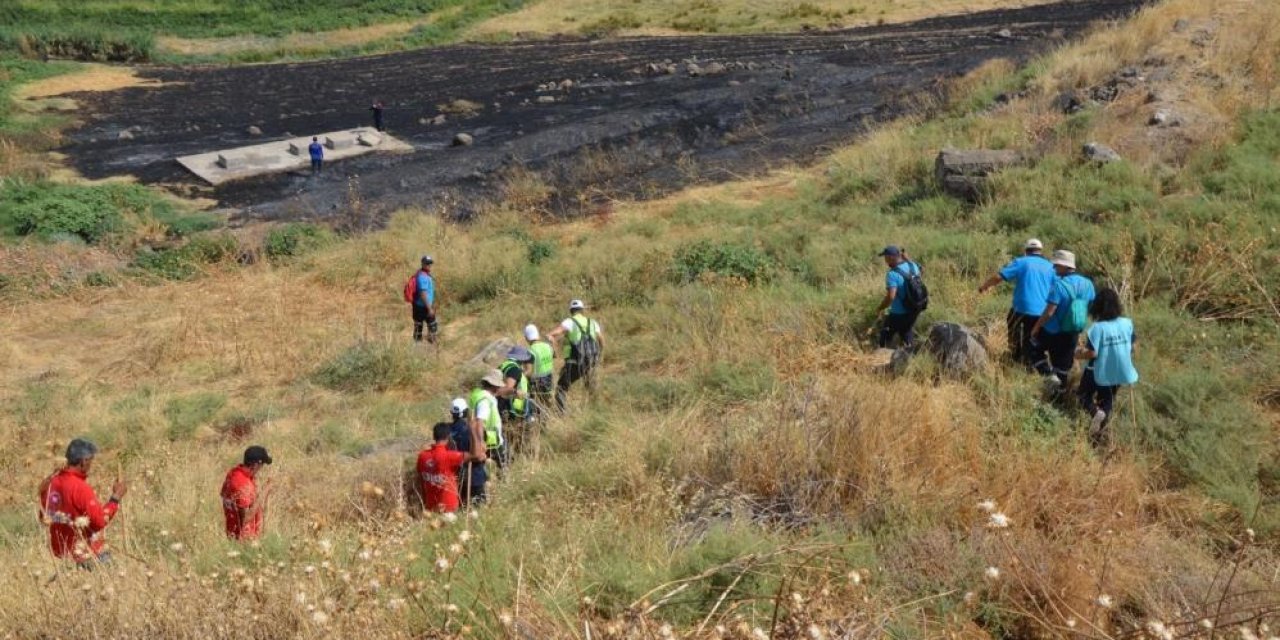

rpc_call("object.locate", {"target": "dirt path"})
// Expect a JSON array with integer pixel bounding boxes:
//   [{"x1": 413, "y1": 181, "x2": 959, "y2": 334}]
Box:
[{"x1": 60, "y1": 0, "x2": 1144, "y2": 223}]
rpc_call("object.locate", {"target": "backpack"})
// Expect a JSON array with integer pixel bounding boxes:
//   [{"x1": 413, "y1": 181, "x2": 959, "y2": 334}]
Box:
[
  {"x1": 897, "y1": 262, "x2": 929, "y2": 313},
  {"x1": 403, "y1": 270, "x2": 424, "y2": 304},
  {"x1": 571, "y1": 316, "x2": 601, "y2": 366},
  {"x1": 1057, "y1": 277, "x2": 1089, "y2": 333}
]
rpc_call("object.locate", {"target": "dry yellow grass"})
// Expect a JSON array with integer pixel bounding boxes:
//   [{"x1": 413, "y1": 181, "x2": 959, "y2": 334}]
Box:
[
  {"x1": 13, "y1": 64, "x2": 161, "y2": 100},
  {"x1": 156, "y1": 18, "x2": 442, "y2": 58},
  {"x1": 469, "y1": 0, "x2": 1049, "y2": 38}
]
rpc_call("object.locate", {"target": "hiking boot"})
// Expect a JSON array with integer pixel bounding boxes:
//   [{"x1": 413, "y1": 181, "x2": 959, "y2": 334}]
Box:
[{"x1": 1088, "y1": 409, "x2": 1107, "y2": 439}]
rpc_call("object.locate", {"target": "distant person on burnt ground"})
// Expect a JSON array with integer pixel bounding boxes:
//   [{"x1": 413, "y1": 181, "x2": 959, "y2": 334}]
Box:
[
  {"x1": 370, "y1": 100, "x2": 385, "y2": 132},
  {"x1": 404, "y1": 256, "x2": 438, "y2": 344},
  {"x1": 1076, "y1": 287, "x2": 1139, "y2": 450},
  {"x1": 978, "y1": 238, "x2": 1055, "y2": 369},
  {"x1": 308, "y1": 136, "x2": 324, "y2": 173}
]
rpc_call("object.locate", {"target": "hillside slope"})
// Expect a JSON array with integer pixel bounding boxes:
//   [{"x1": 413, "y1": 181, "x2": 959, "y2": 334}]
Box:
[{"x1": 0, "y1": 0, "x2": 1278, "y2": 638}]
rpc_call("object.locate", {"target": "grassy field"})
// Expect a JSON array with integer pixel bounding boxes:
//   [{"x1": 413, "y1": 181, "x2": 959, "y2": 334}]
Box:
[
  {"x1": 469, "y1": 0, "x2": 1048, "y2": 38},
  {"x1": 1, "y1": 0, "x2": 1279, "y2": 637}
]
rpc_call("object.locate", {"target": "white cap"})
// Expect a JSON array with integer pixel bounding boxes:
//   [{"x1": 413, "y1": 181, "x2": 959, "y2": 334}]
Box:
[
  {"x1": 1050, "y1": 249, "x2": 1076, "y2": 269},
  {"x1": 450, "y1": 398, "x2": 468, "y2": 416},
  {"x1": 1024, "y1": 238, "x2": 1043, "y2": 250},
  {"x1": 524, "y1": 324, "x2": 539, "y2": 341},
  {"x1": 568, "y1": 299, "x2": 585, "y2": 311}
]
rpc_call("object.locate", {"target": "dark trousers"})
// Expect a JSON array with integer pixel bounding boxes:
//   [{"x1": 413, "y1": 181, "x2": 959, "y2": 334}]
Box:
[
  {"x1": 458, "y1": 464, "x2": 487, "y2": 505},
  {"x1": 555, "y1": 360, "x2": 594, "y2": 411},
  {"x1": 412, "y1": 305, "x2": 437, "y2": 343},
  {"x1": 373, "y1": 111, "x2": 384, "y2": 132},
  {"x1": 1077, "y1": 369, "x2": 1117, "y2": 417},
  {"x1": 878, "y1": 311, "x2": 920, "y2": 348},
  {"x1": 531, "y1": 375, "x2": 553, "y2": 416},
  {"x1": 310, "y1": 158, "x2": 322, "y2": 172},
  {"x1": 1006, "y1": 310, "x2": 1039, "y2": 369},
  {"x1": 1032, "y1": 331, "x2": 1079, "y2": 383}
]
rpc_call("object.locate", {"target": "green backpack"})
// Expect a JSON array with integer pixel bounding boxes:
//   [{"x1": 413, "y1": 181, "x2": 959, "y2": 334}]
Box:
[{"x1": 1058, "y1": 278, "x2": 1089, "y2": 333}]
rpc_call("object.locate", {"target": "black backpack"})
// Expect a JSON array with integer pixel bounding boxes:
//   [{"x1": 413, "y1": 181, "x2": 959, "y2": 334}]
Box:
[
  {"x1": 897, "y1": 262, "x2": 929, "y2": 312},
  {"x1": 571, "y1": 316, "x2": 601, "y2": 366}
]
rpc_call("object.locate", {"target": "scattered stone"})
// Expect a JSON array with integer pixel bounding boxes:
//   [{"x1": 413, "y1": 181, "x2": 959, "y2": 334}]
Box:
[
  {"x1": 469, "y1": 337, "x2": 516, "y2": 367},
  {"x1": 994, "y1": 28, "x2": 1014, "y2": 40},
  {"x1": 452, "y1": 132, "x2": 474, "y2": 147},
  {"x1": 418, "y1": 117, "x2": 429, "y2": 125},
  {"x1": 935, "y1": 148, "x2": 1026, "y2": 201},
  {"x1": 923, "y1": 323, "x2": 988, "y2": 376},
  {"x1": 559, "y1": 79, "x2": 574, "y2": 90},
  {"x1": 247, "y1": 125, "x2": 263, "y2": 136},
  {"x1": 1119, "y1": 66, "x2": 1140, "y2": 78},
  {"x1": 728, "y1": 80, "x2": 742, "y2": 86},
  {"x1": 703, "y1": 62, "x2": 727, "y2": 76},
  {"x1": 536, "y1": 95, "x2": 557, "y2": 104},
  {"x1": 1148, "y1": 109, "x2": 1181, "y2": 127},
  {"x1": 1083, "y1": 142, "x2": 1121, "y2": 164},
  {"x1": 1051, "y1": 90, "x2": 1084, "y2": 114},
  {"x1": 1172, "y1": 18, "x2": 1190, "y2": 32},
  {"x1": 432, "y1": 114, "x2": 447, "y2": 126},
  {"x1": 686, "y1": 63, "x2": 703, "y2": 77},
  {"x1": 117, "y1": 129, "x2": 134, "y2": 140}
]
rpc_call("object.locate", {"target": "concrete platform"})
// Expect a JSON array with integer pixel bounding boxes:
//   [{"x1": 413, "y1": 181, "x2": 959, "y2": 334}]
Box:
[{"x1": 176, "y1": 129, "x2": 412, "y2": 185}]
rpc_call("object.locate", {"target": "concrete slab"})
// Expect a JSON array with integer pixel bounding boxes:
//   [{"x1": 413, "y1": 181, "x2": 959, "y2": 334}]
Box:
[{"x1": 176, "y1": 128, "x2": 412, "y2": 185}]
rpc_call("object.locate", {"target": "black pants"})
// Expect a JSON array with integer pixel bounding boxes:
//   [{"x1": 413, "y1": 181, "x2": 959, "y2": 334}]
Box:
[
  {"x1": 311, "y1": 158, "x2": 322, "y2": 172},
  {"x1": 458, "y1": 464, "x2": 487, "y2": 505},
  {"x1": 531, "y1": 375, "x2": 553, "y2": 416},
  {"x1": 878, "y1": 311, "x2": 920, "y2": 348},
  {"x1": 1032, "y1": 331, "x2": 1079, "y2": 383},
  {"x1": 373, "y1": 111, "x2": 384, "y2": 132},
  {"x1": 412, "y1": 305, "x2": 437, "y2": 343},
  {"x1": 1077, "y1": 369, "x2": 1117, "y2": 417},
  {"x1": 1006, "y1": 310, "x2": 1039, "y2": 369},
  {"x1": 555, "y1": 360, "x2": 595, "y2": 411}
]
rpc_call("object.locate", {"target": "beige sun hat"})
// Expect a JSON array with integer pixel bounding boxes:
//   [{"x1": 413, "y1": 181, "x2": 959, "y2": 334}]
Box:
[
  {"x1": 1051, "y1": 249, "x2": 1076, "y2": 269},
  {"x1": 481, "y1": 369, "x2": 505, "y2": 387}
]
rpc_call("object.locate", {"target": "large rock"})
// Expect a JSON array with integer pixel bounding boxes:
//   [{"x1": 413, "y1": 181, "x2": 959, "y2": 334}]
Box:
[
  {"x1": 923, "y1": 323, "x2": 988, "y2": 376},
  {"x1": 468, "y1": 337, "x2": 516, "y2": 368},
  {"x1": 452, "y1": 132, "x2": 474, "y2": 147},
  {"x1": 935, "y1": 148, "x2": 1025, "y2": 201},
  {"x1": 1083, "y1": 142, "x2": 1122, "y2": 164}
]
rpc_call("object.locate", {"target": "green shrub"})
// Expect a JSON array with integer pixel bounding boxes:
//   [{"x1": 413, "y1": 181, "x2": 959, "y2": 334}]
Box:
[
  {"x1": 163, "y1": 392, "x2": 227, "y2": 442},
  {"x1": 264, "y1": 222, "x2": 335, "y2": 260},
  {"x1": 672, "y1": 240, "x2": 774, "y2": 284},
  {"x1": 313, "y1": 342, "x2": 425, "y2": 393},
  {"x1": 133, "y1": 233, "x2": 239, "y2": 280},
  {"x1": 527, "y1": 239, "x2": 555, "y2": 265},
  {"x1": 0, "y1": 181, "x2": 209, "y2": 243}
]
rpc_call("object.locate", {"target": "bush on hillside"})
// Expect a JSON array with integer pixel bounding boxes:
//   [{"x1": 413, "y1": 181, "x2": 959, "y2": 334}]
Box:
[
  {"x1": 0, "y1": 181, "x2": 216, "y2": 243},
  {"x1": 264, "y1": 222, "x2": 336, "y2": 260},
  {"x1": 4, "y1": 29, "x2": 153, "y2": 62},
  {"x1": 672, "y1": 240, "x2": 774, "y2": 284},
  {"x1": 313, "y1": 342, "x2": 425, "y2": 393},
  {"x1": 133, "y1": 233, "x2": 239, "y2": 280},
  {"x1": 163, "y1": 392, "x2": 226, "y2": 442}
]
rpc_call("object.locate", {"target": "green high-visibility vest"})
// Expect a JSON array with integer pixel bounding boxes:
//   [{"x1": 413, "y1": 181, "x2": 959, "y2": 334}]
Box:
[
  {"x1": 500, "y1": 360, "x2": 527, "y2": 415},
  {"x1": 529, "y1": 341, "x2": 554, "y2": 378},
  {"x1": 562, "y1": 314, "x2": 599, "y2": 359},
  {"x1": 468, "y1": 388, "x2": 501, "y2": 447}
]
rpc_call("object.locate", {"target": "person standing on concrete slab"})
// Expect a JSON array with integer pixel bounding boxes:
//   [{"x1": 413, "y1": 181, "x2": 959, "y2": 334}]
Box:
[
  {"x1": 370, "y1": 100, "x2": 385, "y2": 132},
  {"x1": 978, "y1": 238, "x2": 1055, "y2": 369},
  {"x1": 308, "y1": 136, "x2": 323, "y2": 173}
]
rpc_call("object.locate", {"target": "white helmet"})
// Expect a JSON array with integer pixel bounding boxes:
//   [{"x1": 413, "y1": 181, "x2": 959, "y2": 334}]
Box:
[
  {"x1": 524, "y1": 324, "x2": 540, "y2": 341},
  {"x1": 449, "y1": 398, "x2": 468, "y2": 416}
]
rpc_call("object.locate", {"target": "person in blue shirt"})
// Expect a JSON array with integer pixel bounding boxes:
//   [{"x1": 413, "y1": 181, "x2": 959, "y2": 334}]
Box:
[
  {"x1": 445, "y1": 398, "x2": 486, "y2": 505},
  {"x1": 308, "y1": 137, "x2": 324, "y2": 173},
  {"x1": 1074, "y1": 287, "x2": 1138, "y2": 449},
  {"x1": 1030, "y1": 249, "x2": 1096, "y2": 394},
  {"x1": 412, "y1": 256, "x2": 438, "y2": 343},
  {"x1": 978, "y1": 238, "x2": 1055, "y2": 369},
  {"x1": 874, "y1": 245, "x2": 923, "y2": 348}
]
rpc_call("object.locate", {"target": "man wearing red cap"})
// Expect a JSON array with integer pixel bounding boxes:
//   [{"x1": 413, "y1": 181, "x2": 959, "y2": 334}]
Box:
[
  {"x1": 221, "y1": 445, "x2": 273, "y2": 541},
  {"x1": 38, "y1": 438, "x2": 127, "y2": 568}
]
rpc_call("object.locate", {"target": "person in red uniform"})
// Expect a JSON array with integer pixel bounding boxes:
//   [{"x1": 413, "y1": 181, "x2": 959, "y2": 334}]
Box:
[
  {"x1": 418, "y1": 422, "x2": 482, "y2": 513},
  {"x1": 221, "y1": 445, "x2": 273, "y2": 540},
  {"x1": 37, "y1": 438, "x2": 127, "y2": 568}
]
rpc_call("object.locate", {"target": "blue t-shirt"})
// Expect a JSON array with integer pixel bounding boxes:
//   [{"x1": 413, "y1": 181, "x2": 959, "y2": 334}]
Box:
[
  {"x1": 414, "y1": 271, "x2": 435, "y2": 307},
  {"x1": 999, "y1": 255, "x2": 1055, "y2": 316},
  {"x1": 886, "y1": 261, "x2": 921, "y2": 315},
  {"x1": 1043, "y1": 273, "x2": 1096, "y2": 334},
  {"x1": 308, "y1": 142, "x2": 323, "y2": 160},
  {"x1": 1086, "y1": 317, "x2": 1139, "y2": 386},
  {"x1": 447, "y1": 419, "x2": 487, "y2": 488}
]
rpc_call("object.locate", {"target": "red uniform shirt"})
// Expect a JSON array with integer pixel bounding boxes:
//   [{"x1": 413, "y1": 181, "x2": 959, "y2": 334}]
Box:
[
  {"x1": 417, "y1": 443, "x2": 466, "y2": 513},
  {"x1": 221, "y1": 465, "x2": 262, "y2": 540},
  {"x1": 38, "y1": 468, "x2": 118, "y2": 562}
]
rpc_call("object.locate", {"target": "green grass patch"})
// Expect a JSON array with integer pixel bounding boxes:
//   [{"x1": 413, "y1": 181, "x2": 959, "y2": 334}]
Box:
[{"x1": 313, "y1": 341, "x2": 426, "y2": 393}]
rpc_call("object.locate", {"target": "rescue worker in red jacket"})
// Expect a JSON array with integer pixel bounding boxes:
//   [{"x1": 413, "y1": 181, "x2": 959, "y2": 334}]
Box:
[
  {"x1": 37, "y1": 438, "x2": 127, "y2": 568},
  {"x1": 221, "y1": 445, "x2": 273, "y2": 540}
]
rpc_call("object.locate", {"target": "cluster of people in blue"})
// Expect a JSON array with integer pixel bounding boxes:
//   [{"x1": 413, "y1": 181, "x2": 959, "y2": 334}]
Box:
[{"x1": 879, "y1": 238, "x2": 1139, "y2": 448}]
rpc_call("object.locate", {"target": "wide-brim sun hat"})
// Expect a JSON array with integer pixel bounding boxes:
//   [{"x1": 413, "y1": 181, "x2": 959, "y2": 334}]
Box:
[
  {"x1": 481, "y1": 369, "x2": 505, "y2": 387},
  {"x1": 1051, "y1": 249, "x2": 1077, "y2": 269},
  {"x1": 506, "y1": 346, "x2": 533, "y2": 362},
  {"x1": 568, "y1": 299, "x2": 585, "y2": 311},
  {"x1": 1024, "y1": 238, "x2": 1044, "y2": 250}
]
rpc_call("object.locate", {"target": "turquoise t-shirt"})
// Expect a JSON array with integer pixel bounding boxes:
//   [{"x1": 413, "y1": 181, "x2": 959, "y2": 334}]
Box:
[
  {"x1": 1086, "y1": 317, "x2": 1139, "y2": 386},
  {"x1": 414, "y1": 271, "x2": 435, "y2": 307},
  {"x1": 1044, "y1": 273, "x2": 1096, "y2": 334},
  {"x1": 885, "y1": 262, "x2": 921, "y2": 315},
  {"x1": 999, "y1": 255, "x2": 1055, "y2": 316}
]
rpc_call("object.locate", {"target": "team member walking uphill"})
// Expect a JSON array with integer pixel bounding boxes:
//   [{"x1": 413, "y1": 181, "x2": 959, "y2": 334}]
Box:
[
  {"x1": 37, "y1": 438, "x2": 127, "y2": 568},
  {"x1": 221, "y1": 445, "x2": 273, "y2": 541},
  {"x1": 418, "y1": 422, "x2": 483, "y2": 513},
  {"x1": 1030, "y1": 250, "x2": 1095, "y2": 395},
  {"x1": 874, "y1": 245, "x2": 927, "y2": 348},
  {"x1": 978, "y1": 239, "x2": 1055, "y2": 369},
  {"x1": 1076, "y1": 287, "x2": 1139, "y2": 449},
  {"x1": 547, "y1": 299, "x2": 604, "y2": 412}
]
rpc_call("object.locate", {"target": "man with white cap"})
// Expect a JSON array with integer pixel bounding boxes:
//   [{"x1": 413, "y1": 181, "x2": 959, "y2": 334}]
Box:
[
  {"x1": 546, "y1": 299, "x2": 604, "y2": 412},
  {"x1": 978, "y1": 238, "x2": 1055, "y2": 369},
  {"x1": 524, "y1": 324, "x2": 556, "y2": 414},
  {"x1": 446, "y1": 398, "x2": 488, "y2": 505},
  {"x1": 1030, "y1": 249, "x2": 1095, "y2": 394},
  {"x1": 469, "y1": 369, "x2": 507, "y2": 469}
]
